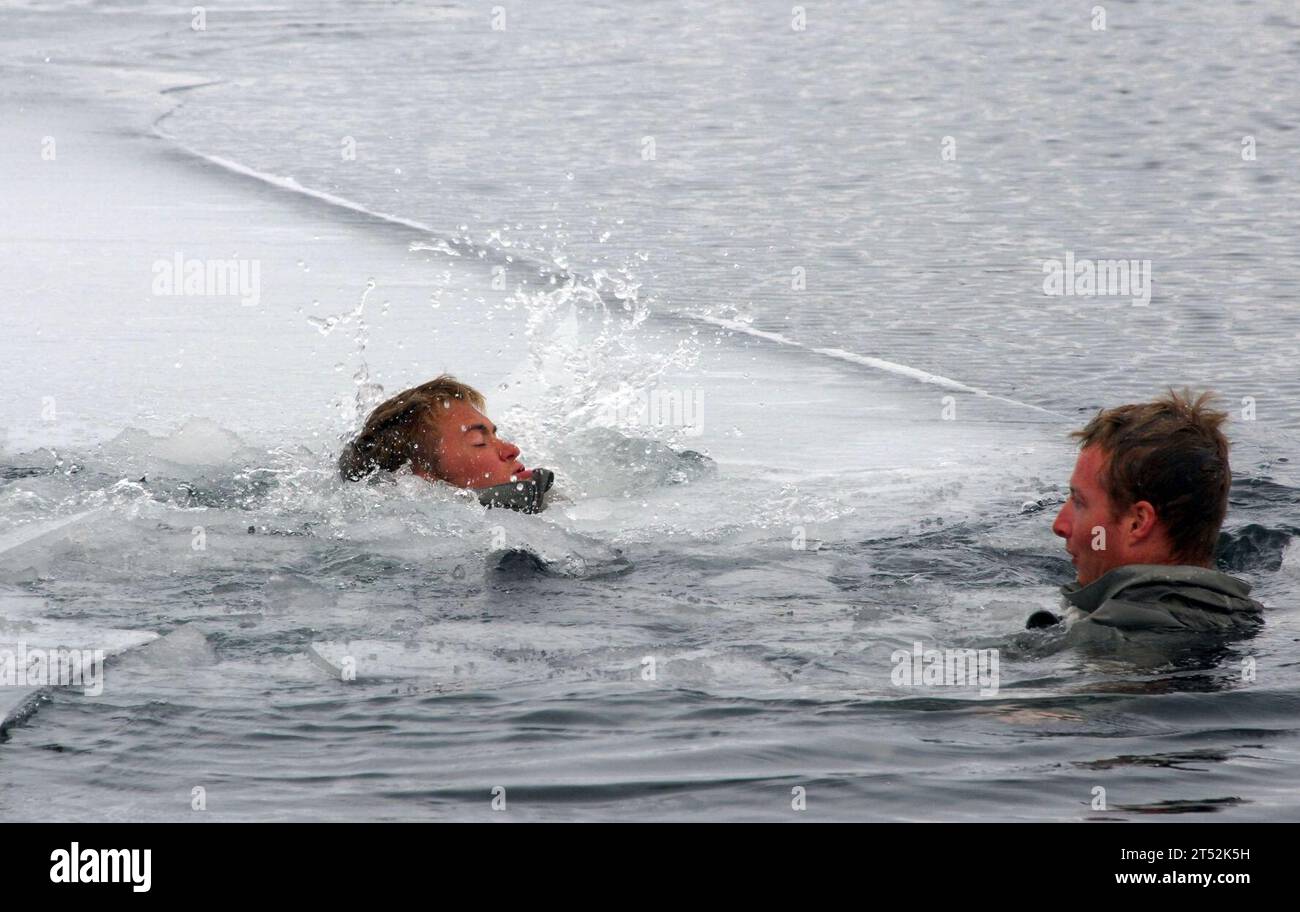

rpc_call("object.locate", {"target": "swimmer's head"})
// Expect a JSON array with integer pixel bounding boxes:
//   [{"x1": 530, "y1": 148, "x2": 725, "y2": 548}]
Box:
[
  {"x1": 1052, "y1": 389, "x2": 1231, "y2": 585},
  {"x1": 338, "y1": 375, "x2": 530, "y2": 489}
]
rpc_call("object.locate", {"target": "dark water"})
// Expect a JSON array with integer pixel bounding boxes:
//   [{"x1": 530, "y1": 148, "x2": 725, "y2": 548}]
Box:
[{"x1": 1, "y1": 439, "x2": 1296, "y2": 821}]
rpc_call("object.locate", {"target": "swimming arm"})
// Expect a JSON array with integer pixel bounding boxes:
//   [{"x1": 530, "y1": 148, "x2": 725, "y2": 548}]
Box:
[{"x1": 477, "y1": 468, "x2": 555, "y2": 514}]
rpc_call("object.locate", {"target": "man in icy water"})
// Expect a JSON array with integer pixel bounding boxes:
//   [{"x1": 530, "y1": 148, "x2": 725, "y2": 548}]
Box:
[
  {"x1": 338, "y1": 375, "x2": 554, "y2": 513},
  {"x1": 1027, "y1": 389, "x2": 1264, "y2": 634}
]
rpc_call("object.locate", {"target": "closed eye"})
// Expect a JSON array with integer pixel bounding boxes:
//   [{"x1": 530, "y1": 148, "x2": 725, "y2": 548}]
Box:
[{"x1": 466, "y1": 422, "x2": 495, "y2": 446}]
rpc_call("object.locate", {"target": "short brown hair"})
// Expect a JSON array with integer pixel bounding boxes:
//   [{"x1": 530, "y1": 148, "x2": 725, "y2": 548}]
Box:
[
  {"x1": 338, "y1": 375, "x2": 485, "y2": 480},
  {"x1": 1070, "y1": 389, "x2": 1231, "y2": 564}
]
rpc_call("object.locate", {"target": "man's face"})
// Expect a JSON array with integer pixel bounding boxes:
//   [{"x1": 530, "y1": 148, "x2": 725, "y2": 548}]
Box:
[
  {"x1": 419, "y1": 399, "x2": 530, "y2": 489},
  {"x1": 1052, "y1": 445, "x2": 1127, "y2": 586}
]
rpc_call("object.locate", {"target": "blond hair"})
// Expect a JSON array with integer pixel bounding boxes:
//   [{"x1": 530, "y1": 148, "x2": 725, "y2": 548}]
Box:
[
  {"x1": 338, "y1": 375, "x2": 486, "y2": 480},
  {"x1": 1070, "y1": 389, "x2": 1231, "y2": 564}
]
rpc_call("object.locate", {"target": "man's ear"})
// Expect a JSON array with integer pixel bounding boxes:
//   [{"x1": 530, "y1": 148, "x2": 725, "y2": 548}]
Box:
[{"x1": 1126, "y1": 500, "x2": 1160, "y2": 542}]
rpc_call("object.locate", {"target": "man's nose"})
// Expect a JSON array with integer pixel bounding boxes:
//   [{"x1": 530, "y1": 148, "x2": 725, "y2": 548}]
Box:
[
  {"x1": 1051, "y1": 502, "x2": 1071, "y2": 539},
  {"x1": 498, "y1": 439, "x2": 520, "y2": 462}
]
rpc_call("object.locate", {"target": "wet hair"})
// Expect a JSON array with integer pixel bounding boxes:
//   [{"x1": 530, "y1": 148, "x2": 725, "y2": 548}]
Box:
[
  {"x1": 1070, "y1": 389, "x2": 1231, "y2": 565},
  {"x1": 338, "y1": 375, "x2": 486, "y2": 481}
]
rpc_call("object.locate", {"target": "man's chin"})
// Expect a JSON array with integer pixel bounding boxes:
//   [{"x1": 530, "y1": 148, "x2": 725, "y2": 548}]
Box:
[
  {"x1": 1065, "y1": 552, "x2": 1089, "y2": 586},
  {"x1": 1069, "y1": 558, "x2": 1091, "y2": 587},
  {"x1": 1074, "y1": 566, "x2": 1105, "y2": 587}
]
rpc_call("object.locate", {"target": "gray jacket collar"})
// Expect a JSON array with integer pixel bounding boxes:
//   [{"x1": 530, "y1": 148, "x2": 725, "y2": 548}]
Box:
[{"x1": 1061, "y1": 563, "x2": 1254, "y2": 613}]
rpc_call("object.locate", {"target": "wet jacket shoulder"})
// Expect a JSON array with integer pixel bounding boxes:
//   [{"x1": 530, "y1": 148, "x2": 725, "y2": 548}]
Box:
[{"x1": 1060, "y1": 564, "x2": 1264, "y2": 633}]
